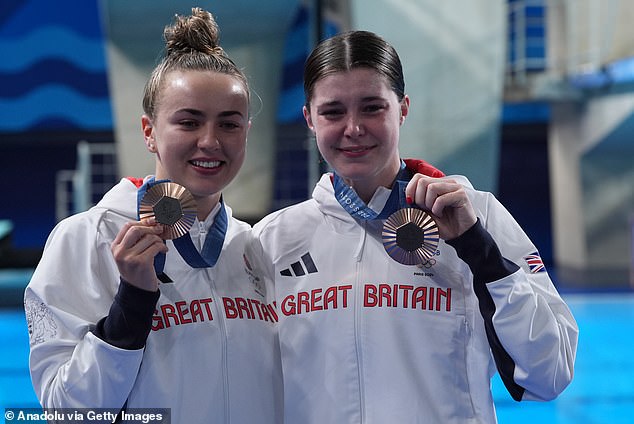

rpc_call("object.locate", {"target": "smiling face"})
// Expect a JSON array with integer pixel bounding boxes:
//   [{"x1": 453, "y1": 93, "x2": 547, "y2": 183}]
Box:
[
  {"x1": 304, "y1": 67, "x2": 409, "y2": 202},
  {"x1": 142, "y1": 70, "x2": 250, "y2": 218}
]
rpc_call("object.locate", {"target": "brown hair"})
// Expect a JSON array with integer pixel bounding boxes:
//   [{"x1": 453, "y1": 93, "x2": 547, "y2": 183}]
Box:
[
  {"x1": 142, "y1": 7, "x2": 249, "y2": 119},
  {"x1": 303, "y1": 30, "x2": 405, "y2": 110}
]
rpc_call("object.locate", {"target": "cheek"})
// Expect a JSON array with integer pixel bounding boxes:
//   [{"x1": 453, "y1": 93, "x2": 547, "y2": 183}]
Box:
[
  {"x1": 376, "y1": 121, "x2": 400, "y2": 146},
  {"x1": 155, "y1": 135, "x2": 188, "y2": 167},
  {"x1": 315, "y1": 135, "x2": 333, "y2": 160},
  {"x1": 155, "y1": 141, "x2": 176, "y2": 160},
  {"x1": 314, "y1": 125, "x2": 337, "y2": 147},
  {"x1": 227, "y1": 137, "x2": 247, "y2": 162},
  {"x1": 235, "y1": 145, "x2": 246, "y2": 167}
]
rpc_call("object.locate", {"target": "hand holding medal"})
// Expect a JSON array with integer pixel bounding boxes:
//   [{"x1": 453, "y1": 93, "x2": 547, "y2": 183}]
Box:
[
  {"x1": 402, "y1": 174, "x2": 478, "y2": 242},
  {"x1": 382, "y1": 173, "x2": 479, "y2": 265},
  {"x1": 112, "y1": 180, "x2": 196, "y2": 291},
  {"x1": 334, "y1": 164, "x2": 476, "y2": 266}
]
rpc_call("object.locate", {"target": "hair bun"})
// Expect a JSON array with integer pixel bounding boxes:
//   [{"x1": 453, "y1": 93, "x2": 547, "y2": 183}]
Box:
[{"x1": 163, "y1": 7, "x2": 224, "y2": 56}]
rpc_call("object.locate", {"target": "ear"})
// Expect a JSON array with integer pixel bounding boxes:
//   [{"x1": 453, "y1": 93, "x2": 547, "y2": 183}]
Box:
[
  {"x1": 244, "y1": 119, "x2": 252, "y2": 145},
  {"x1": 399, "y1": 95, "x2": 410, "y2": 125},
  {"x1": 303, "y1": 105, "x2": 314, "y2": 132},
  {"x1": 141, "y1": 115, "x2": 157, "y2": 153}
]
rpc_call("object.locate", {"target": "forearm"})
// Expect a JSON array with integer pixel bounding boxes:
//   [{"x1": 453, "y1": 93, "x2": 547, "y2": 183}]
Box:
[
  {"x1": 93, "y1": 279, "x2": 159, "y2": 349},
  {"x1": 446, "y1": 218, "x2": 519, "y2": 285}
]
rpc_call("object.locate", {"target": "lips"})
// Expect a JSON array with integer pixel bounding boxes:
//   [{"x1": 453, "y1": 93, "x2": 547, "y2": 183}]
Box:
[{"x1": 338, "y1": 145, "x2": 375, "y2": 157}]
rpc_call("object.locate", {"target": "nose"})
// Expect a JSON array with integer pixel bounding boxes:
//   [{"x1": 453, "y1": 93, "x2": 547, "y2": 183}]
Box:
[
  {"x1": 197, "y1": 126, "x2": 220, "y2": 150},
  {"x1": 344, "y1": 114, "x2": 364, "y2": 138}
]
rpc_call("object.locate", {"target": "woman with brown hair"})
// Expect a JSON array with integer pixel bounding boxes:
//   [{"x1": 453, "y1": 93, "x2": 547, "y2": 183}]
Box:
[{"x1": 248, "y1": 29, "x2": 577, "y2": 423}]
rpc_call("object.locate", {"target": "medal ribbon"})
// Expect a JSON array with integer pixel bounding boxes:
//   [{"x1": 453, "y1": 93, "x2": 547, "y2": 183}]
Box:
[
  {"x1": 172, "y1": 204, "x2": 227, "y2": 268},
  {"x1": 136, "y1": 177, "x2": 227, "y2": 274},
  {"x1": 333, "y1": 160, "x2": 412, "y2": 220}
]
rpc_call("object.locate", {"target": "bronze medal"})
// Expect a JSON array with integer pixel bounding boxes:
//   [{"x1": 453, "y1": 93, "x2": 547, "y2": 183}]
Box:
[
  {"x1": 139, "y1": 182, "x2": 197, "y2": 239},
  {"x1": 382, "y1": 208, "x2": 439, "y2": 265}
]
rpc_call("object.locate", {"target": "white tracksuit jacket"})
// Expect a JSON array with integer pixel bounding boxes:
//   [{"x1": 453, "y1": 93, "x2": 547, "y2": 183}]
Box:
[
  {"x1": 247, "y1": 172, "x2": 578, "y2": 423},
  {"x1": 24, "y1": 177, "x2": 283, "y2": 423}
]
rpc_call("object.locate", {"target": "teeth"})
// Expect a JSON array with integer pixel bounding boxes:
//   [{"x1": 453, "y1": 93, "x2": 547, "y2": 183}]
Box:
[{"x1": 191, "y1": 160, "x2": 221, "y2": 168}]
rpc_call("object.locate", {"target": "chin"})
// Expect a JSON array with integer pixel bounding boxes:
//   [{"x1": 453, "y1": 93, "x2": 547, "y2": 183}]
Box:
[
  {"x1": 334, "y1": 163, "x2": 375, "y2": 179},
  {"x1": 186, "y1": 181, "x2": 223, "y2": 197}
]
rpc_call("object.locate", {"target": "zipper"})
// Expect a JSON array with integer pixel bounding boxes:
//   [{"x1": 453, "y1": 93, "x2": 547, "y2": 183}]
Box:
[
  {"x1": 198, "y1": 221, "x2": 206, "y2": 247},
  {"x1": 209, "y1": 268, "x2": 230, "y2": 423},
  {"x1": 463, "y1": 313, "x2": 477, "y2": 417},
  {"x1": 199, "y1": 219, "x2": 230, "y2": 423},
  {"x1": 353, "y1": 222, "x2": 366, "y2": 422}
]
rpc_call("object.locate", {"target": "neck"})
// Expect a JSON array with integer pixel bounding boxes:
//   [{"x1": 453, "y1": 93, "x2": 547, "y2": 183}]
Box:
[
  {"x1": 154, "y1": 167, "x2": 221, "y2": 221},
  {"x1": 345, "y1": 180, "x2": 377, "y2": 204},
  {"x1": 342, "y1": 159, "x2": 402, "y2": 204},
  {"x1": 195, "y1": 192, "x2": 222, "y2": 221}
]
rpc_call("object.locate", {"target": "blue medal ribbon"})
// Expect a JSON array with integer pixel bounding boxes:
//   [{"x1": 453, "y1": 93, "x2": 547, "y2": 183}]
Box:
[
  {"x1": 136, "y1": 177, "x2": 228, "y2": 275},
  {"x1": 333, "y1": 160, "x2": 412, "y2": 220},
  {"x1": 172, "y1": 204, "x2": 227, "y2": 268}
]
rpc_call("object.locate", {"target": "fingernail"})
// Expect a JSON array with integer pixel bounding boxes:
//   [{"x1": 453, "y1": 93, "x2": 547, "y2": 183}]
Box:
[{"x1": 406, "y1": 196, "x2": 413, "y2": 205}]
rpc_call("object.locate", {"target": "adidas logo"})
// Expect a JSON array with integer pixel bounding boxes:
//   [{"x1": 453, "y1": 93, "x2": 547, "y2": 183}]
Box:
[{"x1": 280, "y1": 252, "x2": 318, "y2": 277}]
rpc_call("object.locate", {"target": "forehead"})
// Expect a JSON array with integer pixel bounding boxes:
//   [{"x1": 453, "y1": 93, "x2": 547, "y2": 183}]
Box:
[
  {"x1": 159, "y1": 70, "x2": 249, "y2": 113},
  {"x1": 311, "y1": 68, "x2": 394, "y2": 102}
]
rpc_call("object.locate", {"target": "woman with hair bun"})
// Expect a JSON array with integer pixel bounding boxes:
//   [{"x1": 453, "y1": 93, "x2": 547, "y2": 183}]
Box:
[{"x1": 25, "y1": 8, "x2": 282, "y2": 423}]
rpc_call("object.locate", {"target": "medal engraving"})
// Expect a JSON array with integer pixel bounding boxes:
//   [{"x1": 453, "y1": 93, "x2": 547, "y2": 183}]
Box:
[
  {"x1": 153, "y1": 196, "x2": 183, "y2": 226},
  {"x1": 396, "y1": 222, "x2": 426, "y2": 252},
  {"x1": 139, "y1": 182, "x2": 197, "y2": 239},
  {"x1": 382, "y1": 208, "x2": 439, "y2": 265}
]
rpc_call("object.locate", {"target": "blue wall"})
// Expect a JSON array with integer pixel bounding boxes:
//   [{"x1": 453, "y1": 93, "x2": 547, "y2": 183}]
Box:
[
  {"x1": 0, "y1": 0, "x2": 113, "y2": 249},
  {"x1": 0, "y1": 0, "x2": 112, "y2": 132}
]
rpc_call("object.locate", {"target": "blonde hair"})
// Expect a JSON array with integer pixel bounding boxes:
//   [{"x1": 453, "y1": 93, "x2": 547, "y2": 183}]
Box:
[{"x1": 142, "y1": 7, "x2": 249, "y2": 119}]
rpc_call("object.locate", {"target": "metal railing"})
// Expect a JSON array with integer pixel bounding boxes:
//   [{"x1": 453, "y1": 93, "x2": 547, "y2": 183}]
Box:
[
  {"x1": 55, "y1": 141, "x2": 118, "y2": 221},
  {"x1": 505, "y1": 0, "x2": 622, "y2": 91}
]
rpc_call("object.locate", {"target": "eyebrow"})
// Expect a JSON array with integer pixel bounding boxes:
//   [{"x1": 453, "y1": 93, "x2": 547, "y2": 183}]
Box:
[
  {"x1": 360, "y1": 96, "x2": 387, "y2": 103},
  {"x1": 317, "y1": 96, "x2": 386, "y2": 106},
  {"x1": 176, "y1": 108, "x2": 204, "y2": 116},
  {"x1": 176, "y1": 108, "x2": 245, "y2": 118},
  {"x1": 218, "y1": 110, "x2": 245, "y2": 118}
]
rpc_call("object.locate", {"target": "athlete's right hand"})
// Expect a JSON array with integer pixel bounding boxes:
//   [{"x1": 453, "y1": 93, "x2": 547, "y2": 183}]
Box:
[
  {"x1": 405, "y1": 174, "x2": 477, "y2": 241},
  {"x1": 111, "y1": 218, "x2": 168, "y2": 292}
]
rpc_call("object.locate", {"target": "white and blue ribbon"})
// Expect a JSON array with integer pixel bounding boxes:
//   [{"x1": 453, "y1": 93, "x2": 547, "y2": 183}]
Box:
[{"x1": 333, "y1": 161, "x2": 412, "y2": 221}]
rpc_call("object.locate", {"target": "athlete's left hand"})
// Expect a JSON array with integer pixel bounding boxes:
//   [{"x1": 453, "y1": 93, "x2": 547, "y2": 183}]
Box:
[{"x1": 405, "y1": 174, "x2": 477, "y2": 241}]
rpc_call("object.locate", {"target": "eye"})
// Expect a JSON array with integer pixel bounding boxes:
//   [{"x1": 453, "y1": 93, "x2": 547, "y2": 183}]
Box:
[
  {"x1": 319, "y1": 108, "x2": 344, "y2": 119},
  {"x1": 179, "y1": 119, "x2": 200, "y2": 129},
  {"x1": 219, "y1": 121, "x2": 243, "y2": 131},
  {"x1": 363, "y1": 104, "x2": 385, "y2": 113}
]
